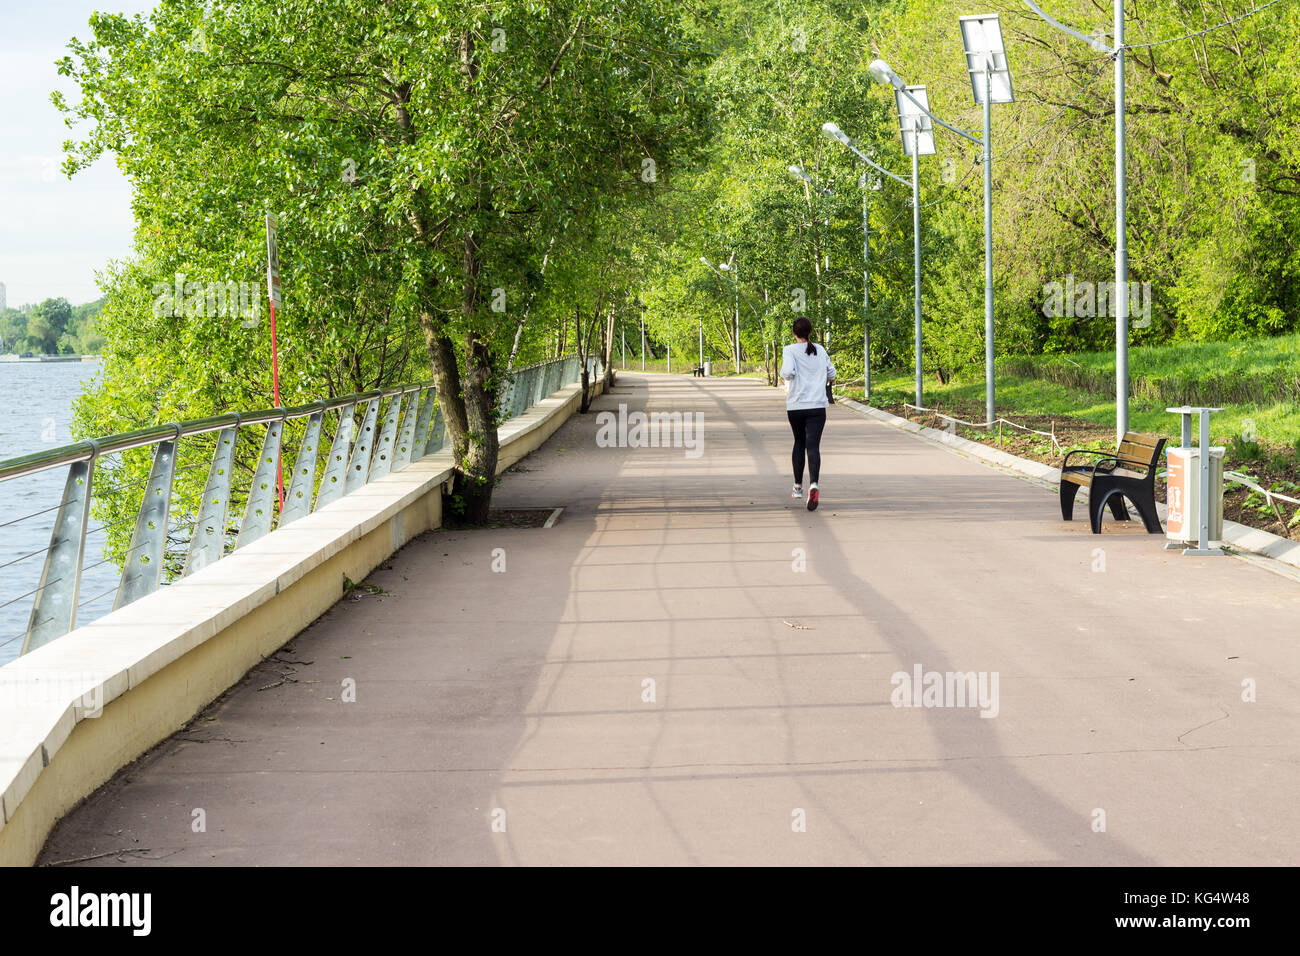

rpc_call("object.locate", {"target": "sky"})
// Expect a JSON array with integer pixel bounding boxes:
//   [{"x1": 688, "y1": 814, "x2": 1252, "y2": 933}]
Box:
[{"x1": 0, "y1": 0, "x2": 158, "y2": 308}]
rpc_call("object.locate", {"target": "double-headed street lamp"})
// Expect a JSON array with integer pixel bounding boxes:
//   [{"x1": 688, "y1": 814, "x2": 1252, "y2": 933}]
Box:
[
  {"x1": 1024, "y1": 0, "x2": 1129, "y2": 443},
  {"x1": 864, "y1": 68, "x2": 941, "y2": 409},
  {"x1": 719, "y1": 260, "x2": 740, "y2": 374},
  {"x1": 868, "y1": 12, "x2": 1014, "y2": 424},
  {"x1": 700, "y1": 255, "x2": 741, "y2": 374},
  {"x1": 822, "y1": 122, "x2": 911, "y2": 402}
]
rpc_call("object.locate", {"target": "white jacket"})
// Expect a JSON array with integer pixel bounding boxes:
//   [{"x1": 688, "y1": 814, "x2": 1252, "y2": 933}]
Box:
[{"x1": 781, "y1": 343, "x2": 836, "y2": 410}]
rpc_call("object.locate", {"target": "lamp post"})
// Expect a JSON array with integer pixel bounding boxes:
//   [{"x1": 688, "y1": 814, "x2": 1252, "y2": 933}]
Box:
[
  {"x1": 959, "y1": 14, "x2": 1015, "y2": 429},
  {"x1": 719, "y1": 259, "x2": 740, "y2": 373},
  {"x1": 866, "y1": 63, "x2": 941, "y2": 409},
  {"x1": 1023, "y1": 0, "x2": 1128, "y2": 443},
  {"x1": 701, "y1": 255, "x2": 742, "y2": 374},
  {"x1": 869, "y1": 49, "x2": 1011, "y2": 421},
  {"x1": 821, "y1": 122, "x2": 911, "y2": 402},
  {"x1": 906, "y1": 111, "x2": 925, "y2": 411}
]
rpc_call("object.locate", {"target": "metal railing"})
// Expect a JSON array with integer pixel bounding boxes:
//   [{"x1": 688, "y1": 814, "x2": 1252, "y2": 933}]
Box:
[{"x1": 0, "y1": 354, "x2": 599, "y2": 658}]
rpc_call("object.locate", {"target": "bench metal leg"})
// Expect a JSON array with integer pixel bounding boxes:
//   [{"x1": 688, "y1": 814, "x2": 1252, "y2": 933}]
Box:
[
  {"x1": 1107, "y1": 494, "x2": 1131, "y2": 521},
  {"x1": 1059, "y1": 481, "x2": 1078, "y2": 521},
  {"x1": 1088, "y1": 489, "x2": 1116, "y2": 534},
  {"x1": 1131, "y1": 491, "x2": 1164, "y2": 534}
]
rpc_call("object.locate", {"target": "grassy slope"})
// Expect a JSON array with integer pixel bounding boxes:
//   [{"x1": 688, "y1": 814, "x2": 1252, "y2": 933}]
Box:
[{"x1": 863, "y1": 333, "x2": 1300, "y2": 451}]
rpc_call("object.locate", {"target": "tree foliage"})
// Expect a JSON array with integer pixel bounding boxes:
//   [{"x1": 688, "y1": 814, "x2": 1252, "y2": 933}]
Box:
[
  {"x1": 56, "y1": 0, "x2": 1299, "y2": 546},
  {"x1": 59, "y1": 0, "x2": 709, "y2": 522}
]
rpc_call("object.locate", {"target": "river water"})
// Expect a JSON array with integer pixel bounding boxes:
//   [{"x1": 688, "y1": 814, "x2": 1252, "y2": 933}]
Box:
[{"x1": 0, "y1": 361, "x2": 114, "y2": 666}]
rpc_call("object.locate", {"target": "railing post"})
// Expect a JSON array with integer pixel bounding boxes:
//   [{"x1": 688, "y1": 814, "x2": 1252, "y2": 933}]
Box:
[
  {"x1": 531, "y1": 366, "x2": 545, "y2": 407},
  {"x1": 514, "y1": 369, "x2": 525, "y2": 416},
  {"x1": 409, "y1": 389, "x2": 435, "y2": 462},
  {"x1": 114, "y1": 432, "x2": 180, "y2": 608},
  {"x1": 280, "y1": 412, "x2": 323, "y2": 527},
  {"x1": 513, "y1": 369, "x2": 527, "y2": 416},
  {"x1": 314, "y1": 403, "x2": 355, "y2": 510},
  {"x1": 344, "y1": 398, "x2": 381, "y2": 493},
  {"x1": 370, "y1": 393, "x2": 405, "y2": 479},
  {"x1": 184, "y1": 424, "x2": 240, "y2": 575},
  {"x1": 22, "y1": 451, "x2": 96, "y2": 653},
  {"x1": 501, "y1": 373, "x2": 518, "y2": 420},
  {"x1": 235, "y1": 419, "x2": 284, "y2": 550},
  {"x1": 424, "y1": 407, "x2": 446, "y2": 455},
  {"x1": 393, "y1": 390, "x2": 422, "y2": 470}
]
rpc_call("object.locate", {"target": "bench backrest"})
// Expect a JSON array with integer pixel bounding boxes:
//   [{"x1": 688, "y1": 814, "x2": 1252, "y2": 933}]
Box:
[{"x1": 1116, "y1": 431, "x2": 1166, "y2": 472}]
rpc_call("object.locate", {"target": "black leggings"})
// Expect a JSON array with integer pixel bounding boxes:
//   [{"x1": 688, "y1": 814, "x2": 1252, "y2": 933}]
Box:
[{"x1": 787, "y1": 408, "x2": 827, "y2": 485}]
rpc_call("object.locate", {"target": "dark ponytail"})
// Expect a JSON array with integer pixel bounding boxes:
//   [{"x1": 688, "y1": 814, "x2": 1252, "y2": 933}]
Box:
[{"x1": 792, "y1": 317, "x2": 816, "y2": 355}]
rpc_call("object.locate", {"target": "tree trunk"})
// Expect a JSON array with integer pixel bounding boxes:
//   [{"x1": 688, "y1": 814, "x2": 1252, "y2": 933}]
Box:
[
  {"x1": 456, "y1": 331, "x2": 498, "y2": 524},
  {"x1": 601, "y1": 304, "x2": 616, "y2": 389},
  {"x1": 576, "y1": 304, "x2": 591, "y2": 413},
  {"x1": 418, "y1": 318, "x2": 469, "y2": 461},
  {"x1": 450, "y1": 224, "x2": 499, "y2": 524}
]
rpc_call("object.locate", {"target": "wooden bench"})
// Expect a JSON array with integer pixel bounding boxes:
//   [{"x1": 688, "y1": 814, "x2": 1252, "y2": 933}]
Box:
[{"x1": 1059, "y1": 431, "x2": 1167, "y2": 534}]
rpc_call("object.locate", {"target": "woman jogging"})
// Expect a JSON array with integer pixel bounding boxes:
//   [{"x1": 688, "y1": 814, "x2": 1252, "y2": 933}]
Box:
[{"x1": 780, "y1": 317, "x2": 835, "y2": 511}]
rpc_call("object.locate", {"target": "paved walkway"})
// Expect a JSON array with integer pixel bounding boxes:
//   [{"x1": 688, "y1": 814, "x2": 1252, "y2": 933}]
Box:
[{"x1": 41, "y1": 374, "x2": 1300, "y2": 865}]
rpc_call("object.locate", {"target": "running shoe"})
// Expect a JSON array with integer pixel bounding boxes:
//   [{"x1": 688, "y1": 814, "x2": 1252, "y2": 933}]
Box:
[
  {"x1": 792, "y1": 484, "x2": 802, "y2": 499},
  {"x1": 807, "y1": 484, "x2": 819, "y2": 511}
]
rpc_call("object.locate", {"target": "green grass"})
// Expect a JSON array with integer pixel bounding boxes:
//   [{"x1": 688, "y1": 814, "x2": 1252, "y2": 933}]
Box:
[
  {"x1": 862, "y1": 333, "x2": 1300, "y2": 452},
  {"x1": 998, "y1": 333, "x2": 1300, "y2": 421}
]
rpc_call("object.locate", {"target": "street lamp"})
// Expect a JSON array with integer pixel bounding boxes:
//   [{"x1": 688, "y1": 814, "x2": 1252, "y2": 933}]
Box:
[
  {"x1": 868, "y1": 45, "x2": 1012, "y2": 424},
  {"x1": 696, "y1": 256, "x2": 712, "y2": 370},
  {"x1": 718, "y1": 259, "x2": 740, "y2": 374},
  {"x1": 701, "y1": 255, "x2": 742, "y2": 374},
  {"x1": 822, "y1": 122, "x2": 910, "y2": 401},
  {"x1": 868, "y1": 63, "x2": 941, "y2": 409},
  {"x1": 1023, "y1": 0, "x2": 1129, "y2": 443},
  {"x1": 960, "y1": 14, "x2": 1015, "y2": 432},
  {"x1": 788, "y1": 163, "x2": 830, "y2": 196}
]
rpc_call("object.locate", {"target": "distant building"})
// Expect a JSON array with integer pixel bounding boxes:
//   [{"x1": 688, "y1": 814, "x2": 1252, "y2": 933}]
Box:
[{"x1": 0, "y1": 282, "x2": 6, "y2": 314}]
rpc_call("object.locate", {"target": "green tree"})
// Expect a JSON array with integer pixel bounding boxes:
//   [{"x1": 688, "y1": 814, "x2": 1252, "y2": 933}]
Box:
[
  {"x1": 59, "y1": 0, "x2": 708, "y2": 523},
  {"x1": 25, "y1": 298, "x2": 73, "y2": 353},
  {"x1": 0, "y1": 310, "x2": 27, "y2": 353}
]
